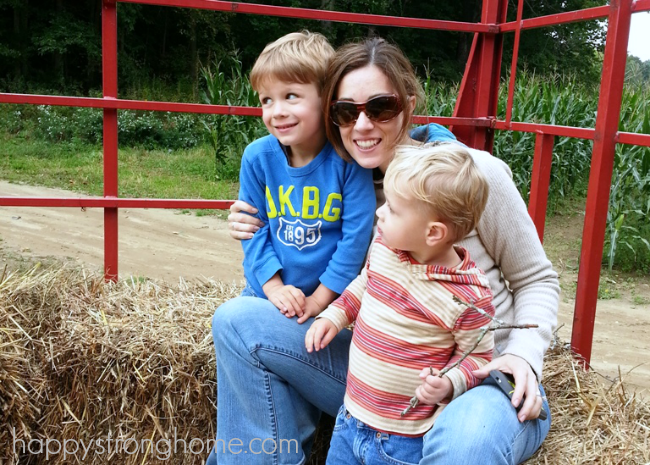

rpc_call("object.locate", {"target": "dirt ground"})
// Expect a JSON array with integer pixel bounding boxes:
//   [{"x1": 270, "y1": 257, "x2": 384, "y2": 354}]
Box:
[{"x1": 1, "y1": 180, "x2": 648, "y2": 393}]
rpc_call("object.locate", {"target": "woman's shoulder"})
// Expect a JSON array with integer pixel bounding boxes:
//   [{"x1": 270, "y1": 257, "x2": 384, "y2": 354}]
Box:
[
  {"x1": 411, "y1": 124, "x2": 512, "y2": 180},
  {"x1": 464, "y1": 147, "x2": 513, "y2": 181}
]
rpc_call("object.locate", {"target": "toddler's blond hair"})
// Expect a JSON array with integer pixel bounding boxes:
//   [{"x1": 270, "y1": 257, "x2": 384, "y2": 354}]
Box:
[
  {"x1": 250, "y1": 31, "x2": 334, "y2": 94},
  {"x1": 384, "y1": 143, "x2": 489, "y2": 243}
]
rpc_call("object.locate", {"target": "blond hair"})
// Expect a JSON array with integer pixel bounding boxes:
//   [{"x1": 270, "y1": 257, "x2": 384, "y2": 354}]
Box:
[
  {"x1": 384, "y1": 143, "x2": 489, "y2": 243},
  {"x1": 250, "y1": 31, "x2": 334, "y2": 94},
  {"x1": 323, "y1": 37, "x2": 424, "y2": 161}
]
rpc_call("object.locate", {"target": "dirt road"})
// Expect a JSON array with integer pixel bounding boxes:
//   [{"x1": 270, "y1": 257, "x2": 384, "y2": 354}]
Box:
[
  {"x1": 1, "y1": 180, "x2": 648, "y2": 391},
  {"x1": 0, "y1": 180, "x2": 244, "y2": 284}
]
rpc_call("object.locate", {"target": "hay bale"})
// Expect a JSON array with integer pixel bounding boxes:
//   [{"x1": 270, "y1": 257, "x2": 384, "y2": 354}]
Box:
[
  {"x1": 1, "y1": 265, "x2": 239, "y2": 464},
  {"x1": 1, "y1": 265, "x2": 649, "y2": 464},
  {"x1": 529, "y1": 343, "x2": 650, "y2": 464}
]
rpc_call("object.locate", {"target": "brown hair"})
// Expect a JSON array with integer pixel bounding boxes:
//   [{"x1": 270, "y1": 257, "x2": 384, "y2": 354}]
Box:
[
  {"x1": 384, "y1": 143, "x2": 489, "y2": 243},
  {"x1": 322, "y1": 37, "x2": 424, "y2": 161},
  {"x1": 250, "y1": 31, "x2": 334, "y2": 94}
]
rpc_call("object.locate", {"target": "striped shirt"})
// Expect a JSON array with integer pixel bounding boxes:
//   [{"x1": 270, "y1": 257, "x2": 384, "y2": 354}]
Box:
[{"x1": 318, "y1": 236, "x2": 495, "y2": 435}]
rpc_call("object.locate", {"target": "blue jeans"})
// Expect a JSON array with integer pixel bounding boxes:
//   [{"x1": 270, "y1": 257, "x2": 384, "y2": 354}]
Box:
[
  {"x1": 206, "y1": 293, "x2": 551, "y2": 464},
  {"x1": 420, "y1": 377, "x2": 551, "y2": 464},
  {"x1": 326, "y1": 406, "x2": 423, "y2": 465},
  {"x1": 206, "y1": 292, "x2": 353, "y2": 465}
]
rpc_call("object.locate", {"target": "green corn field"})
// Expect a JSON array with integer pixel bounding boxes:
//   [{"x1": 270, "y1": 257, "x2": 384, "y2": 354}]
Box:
[{"x1": 423, "y1": 71, "x2": 650, "y2": 273}]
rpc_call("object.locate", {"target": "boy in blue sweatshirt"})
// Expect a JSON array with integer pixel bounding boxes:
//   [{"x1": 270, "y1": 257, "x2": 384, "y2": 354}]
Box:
[{"x1": 238, "y1": 31, "x2": 375, "y2": 322}]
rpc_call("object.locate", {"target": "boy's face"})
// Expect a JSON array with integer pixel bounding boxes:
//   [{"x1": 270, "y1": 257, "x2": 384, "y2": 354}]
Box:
[
  {"x1": 375, "y1": 185, "x2": 431, "y2": 253},
  {"x1": 257, "y1": 80, "x2": 325, "y2": 160}
]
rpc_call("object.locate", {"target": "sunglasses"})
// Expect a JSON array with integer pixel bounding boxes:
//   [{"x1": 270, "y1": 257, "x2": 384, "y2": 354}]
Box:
[{"x1": 329, "y1": 94, "x2": 403, "y2": 127}]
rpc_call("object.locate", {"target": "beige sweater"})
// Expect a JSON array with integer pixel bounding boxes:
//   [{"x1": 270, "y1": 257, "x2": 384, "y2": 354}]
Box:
[{"x1": 374, "y1": 147, "x2": 559, "y2": 380}]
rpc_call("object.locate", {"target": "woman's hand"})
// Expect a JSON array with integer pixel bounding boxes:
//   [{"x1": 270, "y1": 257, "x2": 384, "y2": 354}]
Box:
[
  {"x1": 472, "y1": 354, "x2": 544, "y2": 422},
  {"x1": 228, "y1": 200, "x2": 264, "y2": 240}
]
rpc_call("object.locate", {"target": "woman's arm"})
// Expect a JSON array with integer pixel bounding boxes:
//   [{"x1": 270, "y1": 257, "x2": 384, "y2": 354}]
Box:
[{"x1": 467, "y1": 149, "x2": 559, "y2": 420}]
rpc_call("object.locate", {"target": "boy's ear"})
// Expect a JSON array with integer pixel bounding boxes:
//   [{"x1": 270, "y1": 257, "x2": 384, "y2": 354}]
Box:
[{"x1": 425, "y1": 221, "x2": 449, "y2": 246}]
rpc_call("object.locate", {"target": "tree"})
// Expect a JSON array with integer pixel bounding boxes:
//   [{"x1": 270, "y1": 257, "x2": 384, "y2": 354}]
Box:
[{"x1": 0, "y1": 0, "x2": 607, "y2": 94}]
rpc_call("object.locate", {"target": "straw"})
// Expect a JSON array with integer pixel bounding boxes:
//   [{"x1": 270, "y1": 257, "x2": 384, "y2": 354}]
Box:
[{"x1": 1, "y1": 265, "x2": 648, "y2": 464}]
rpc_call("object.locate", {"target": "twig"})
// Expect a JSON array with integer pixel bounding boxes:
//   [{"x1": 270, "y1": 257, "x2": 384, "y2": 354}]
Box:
[{"x1": 401, "y1": 296, "x2": 539, "y2": 416}]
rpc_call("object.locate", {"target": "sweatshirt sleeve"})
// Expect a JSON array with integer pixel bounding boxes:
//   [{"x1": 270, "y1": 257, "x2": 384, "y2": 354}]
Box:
[
  {"x1": 239, "y1": 149, "x2": 282, "y2": 289},
  {"x1": 443, "y1": 295, "x2": 495, "y2": 400},
  {"x1": 318, "y1": 161, "x2": 375, "y2": 294},
  {"x1": 473, "y1": 152, "x2": 559, "y2": 380},
  {"x1": 318, "y1": 261, "x2": 369, "y2": 330}
]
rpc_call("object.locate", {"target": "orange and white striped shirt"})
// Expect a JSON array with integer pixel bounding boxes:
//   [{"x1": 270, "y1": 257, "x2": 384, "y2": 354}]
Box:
[{"x1": 318, "y1": 236, "x2": 495, "y2": 436}]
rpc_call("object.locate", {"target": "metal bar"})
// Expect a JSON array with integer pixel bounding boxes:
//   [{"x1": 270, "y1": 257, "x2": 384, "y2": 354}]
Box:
[
  {"x1": 119, "y1": 0, "x2": 496, "y2": 33},
  {"x1": 452, "y1": 0, "x2": 507, "y2": 149},
  {"x1": 0, "y1": 197, "x2": 234, "y2": 209},
  {"x1": 528, "y1": 134, "x2": 555, "y2": 241},
  {"x1": 0, "y1": 94, "x2": 494, "y2": 127},
  {"x1": 633, "y1": 0, "x2": 650, "y2": 12},
  {"x1": 452, "y1": 33, "x2": 480, "y2": 145},
  {"x1": 572, "y1": 0, "x2": 633, "y2": 365},
  {"x1": 0, "y1": 93, "x2": 263, "y2": 116},
  {"x1": 472, "y1": 0, "x2": 499, "y2": 150},
  {"x1": 102, "y1": 0, "x2": 119, "y2": 281},
  {"x1": 476, "y1": 0, "x2": 508, "y2": 152},
  {"x1": 505, "y1": 0, "x2": 525, "y2": 124},
  {"x1": 412, "y1": 116, "x2": 493, "y2": 127},
  {"x1": 616, "y1": 131, "x2": 650, "y2": 146},
  {"x1": 493, "y1": 121, "x2": 596, "y2": 140},
  {"x1": 501, "y1": 6, "x2": 610, "y2": 32}
]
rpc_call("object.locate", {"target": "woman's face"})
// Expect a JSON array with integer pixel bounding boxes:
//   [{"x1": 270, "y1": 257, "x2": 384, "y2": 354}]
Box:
[{"x1": 335, "y1": 65, "x2": 406, "y2": 173}]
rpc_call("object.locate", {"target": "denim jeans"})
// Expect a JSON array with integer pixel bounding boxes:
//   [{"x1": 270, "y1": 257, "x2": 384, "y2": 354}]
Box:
[
  {"x1": 420, "y1": 376, "x2": 551, "y2": 465},
  {"x1": 206, "y1": 292, "x2": 550, "y2": 465},
  {"x1": 326, "y1": 406, "x2": 423, "y2": 465},
  {"x1": 206, "y1": 292, "x2": 353, "y2": 465}
]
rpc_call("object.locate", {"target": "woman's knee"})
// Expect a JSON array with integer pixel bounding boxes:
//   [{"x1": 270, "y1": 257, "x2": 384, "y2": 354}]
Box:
[
  {"x1": 212, "y1": 297, "x2": 264, "y2": 344},
  {"x1": 422, "y1": 385, "x2": 511, "y2": 463},
  {"x1": 212, "y1": 296, "x2": 285, "y2": 348}
]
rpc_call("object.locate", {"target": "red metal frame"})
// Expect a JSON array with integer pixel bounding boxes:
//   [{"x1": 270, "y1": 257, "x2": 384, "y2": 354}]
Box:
[
  {"x1": 1, "y1": 0, "x2": 650, "y2": 363},
  {"x1": 103, "y1": 0, "x2": 119, "y2": 280},
  {"x1": 573, "y1": 0, "x2": 634, "y2": 364}
]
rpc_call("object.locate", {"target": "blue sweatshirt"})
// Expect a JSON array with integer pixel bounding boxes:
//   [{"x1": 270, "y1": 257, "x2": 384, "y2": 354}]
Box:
[{"x1": 239, "y1": 135, "x2": 375, "y2": 298}]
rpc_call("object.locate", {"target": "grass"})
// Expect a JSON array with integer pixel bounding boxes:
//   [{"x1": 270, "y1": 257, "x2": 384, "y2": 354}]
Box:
[{"x1": 0, "y1": 132, "x2": 238, "y2": 201}]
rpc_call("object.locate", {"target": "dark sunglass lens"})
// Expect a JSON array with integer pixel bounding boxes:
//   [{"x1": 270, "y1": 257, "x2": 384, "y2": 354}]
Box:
[
  {"x1": 332, "y1": 102, "x2": 359, "y2": 126},
  {"x1": 366, "y1": 96, "x2": 400, "y2": 121}
]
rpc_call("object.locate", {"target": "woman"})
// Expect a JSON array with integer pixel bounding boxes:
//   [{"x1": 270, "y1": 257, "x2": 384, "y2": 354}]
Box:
[{"x1": 211, "y1": 38, "x2": 558, "y2": 465}]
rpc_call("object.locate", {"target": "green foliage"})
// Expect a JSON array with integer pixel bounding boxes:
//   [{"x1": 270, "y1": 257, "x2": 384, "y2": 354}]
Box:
[
  {"x1": 625, "y1": 56, "x2": 650, "y2": 88},
  {"x1": 604, "y1": 89, "x2": 650, "y2": 272},
  {"x1": 200, "y1": 56, "x2": 266, "y2": 181},
  {"x1": 493, "y1": 72, "x2": 597, "y2": 205},
  {"x1": 6, "y1": 104, "x2": 205, "y2": 150},
  {"x1": 0, "y1": 0, "x2": 610, "y2": 94},
  {"x1": 489, "y1": 72, "x2": 650, "y2": 272}
]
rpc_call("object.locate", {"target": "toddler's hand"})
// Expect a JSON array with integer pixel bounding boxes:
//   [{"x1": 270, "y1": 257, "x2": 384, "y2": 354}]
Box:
[
  {"x1": 305, "y1": 319, "x2": 339, "y2": 353},
  {"x1": 267, "y1": 285, "x2": 305, "y2": 318},
  {"x1": 415, "y1": 368, "x2": 453, "y2": 406}
]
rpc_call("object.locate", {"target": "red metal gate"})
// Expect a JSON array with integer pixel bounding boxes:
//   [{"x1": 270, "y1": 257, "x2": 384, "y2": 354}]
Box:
[{"x1": 1, "y1": 0, "x2": 650, "y2": 365}]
